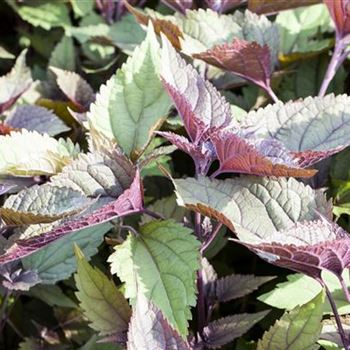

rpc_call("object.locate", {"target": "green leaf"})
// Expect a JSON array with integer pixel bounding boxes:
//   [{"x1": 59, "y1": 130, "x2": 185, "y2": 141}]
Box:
[
  {"x1": 0, "y1": 130, "x2": 79, "y2": 176},
  {"x1": 80, "y1": 335, "x2": 122, "y2": 350},
  {"x1": 74, "y1": 245, "x2": 131, "y2": 336},
  {"x1": 7, "y1": 0, "x2": 71, "y2": 30},
  {"x1": 0, "y1": 46, "x2": 15, "y2": 59},
  {"x1": 174, "y1": 176, "x2": 330, "y2": 239},
  {"x1": 318, "y1": 339, "x2": 343, "y2": 350},
  {"x1": 257, "y1": 290, "x2": 325, "y2": 350},
  {"x1": 88, "y1": 24, "x2": 171, "y2": 158},
  {"x1": 109, "y1": 220, "x2": 200, "y2": 335},
  {"x1": 70, "y1": 0, "x2": 94, "y2": 18},
  {"x1": 258, "y1": 271, "x2": 350, "y2": 316},
  {"x1": 22, "y1": 223, "x2": 112, "y2": 284},
  {"x1": 0, "y1": 184, "x2": 92, "y2": 225},
  {"x1": 49, "y1": 35, "x2": 76, "y2": 72}
]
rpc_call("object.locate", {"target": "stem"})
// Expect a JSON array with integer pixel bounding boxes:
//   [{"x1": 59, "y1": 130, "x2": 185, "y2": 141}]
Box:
[
  {"x1": 0, "y1": 291, "x2": 10, "y2": 335},
  {"x1": 195, "y1": 212, "x2": 202, "y2": 240},
  {"x1": 339, "y1": 276, "x2": 350, "y2": 302},
  {"x1": 196, "y1": 269, "x2": 206, "y2": 335},
  {"x1": 319, "y1": 38, "x2": 346, "y2": 97},
  {"x1": 120, "y1": 225, "x2": 139, "y2": 237},
  {"x1": 201, "y1": 223, "x2": 223, "y2": 254},
  {"x1": 142, "y1": 208, "x2": 164, "y2": 220},
  {"x1": 322, "y1": 281, "x2": 350, "y2": 349},
  {"x1": 265, "y1": 85, "x2": 279, "y2": 103}
]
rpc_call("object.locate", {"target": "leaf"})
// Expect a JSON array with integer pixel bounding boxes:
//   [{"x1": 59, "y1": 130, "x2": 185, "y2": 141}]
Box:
[
  {"x1": 257, "y1": 291, "x2": 325, "y2": 350},
  {"x1": 203, "y1": 311, "x2": 269, "y2": 349},
  {"x1": 193, "y1": 39, "x2": 272, "y2": 91},
  {"x1": 109, "y1": 220, "x2": 200, "y2": 335},
  {"x1": 0, "y1": 130, "x2": 78, "y2": 176},
  {"x1": 211, "y1": 130, "x2": 316, "y2": 178},
  {"x1": 127, "y1": 294, "x2": 191, "y2": 350},
  {"x1": 0, "y1": 184, "x2": 93, "y2": 225},
  {"x1": 215, "y1": 274, "x2": 275, "y2": 302},
  {"x1": 0, "y1": 263, "x2": 40, "y2": 291},
  {"x1": 0, "y1": 50, "x2": 32, "y2": 114},
  {"x1": 248, "y1": 0, "x2": 321, "y2": 15},
  {"x1": 204, "y1": 0, "x2": 244, "y2": 12},
  {"x1": 74, "y1": 245, "x2": 131, "y2": 337},
  {"x1": 0, "y1": 171, "x2": 143, "y2": 264},
  {"x1": 324, "y1": 0, "x2": 350, "y2": 38},
  {"x1": 50, "y1": 68, "x2": 95, "y2": 112},
  {"x1": 161, "y1": 0, "x2": 193, "y2": 14},
  {"x1": 174, "y1": 176, "x2": 331, "y2": 233},
  {"x1": 49, "y1": 36, "x2": 76, "y2": 72},
  {"x1": 22, "y1": 223, "x2": 112, "y2": 284},
  {"x1": 6, "y1": 105, "x2": 70, "y2": 136},
  {"x1": 242, "y1": 94, "x2": 350, "y2": 166},
  {"x1": 71, "y1": 0, "x2": 94, "y2": 18},
  {"x1": 6, "y1": 0, "x2": 71, "y2": 30},
  {"x1": 88, "y1": 24, "x2": 171, "y2": 158},
  {"x1": 124, "y1": 2, "x2": 184, "y2": 50}
]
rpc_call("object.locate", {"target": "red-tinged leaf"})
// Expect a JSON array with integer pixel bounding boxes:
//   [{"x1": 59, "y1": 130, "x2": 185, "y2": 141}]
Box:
[
  {"x1": 0, "y1": 50, "x2": 32, "y2": 114},
  {"x1": 193, "y1": 39, "x2": 272, "y2": 91},
  {"x1": 324, "y1": 0, "x2": 350, "y2": 38},
  {"x1": 157, "y1": 131, "x2": 215, "y2": 174},
  {"x1": 236, "y1": 218, "x2": 350, "y2": 283},
  {"x1": 0, "y1": 171, "x2": 143, "y2": 264},
  {"x1": 50, "y1": 68, "x2": 95, "y2": 112},
  {"x1": 124, "y1": 1, "x2": 184, "y2": 50},
  {"x1": 0, "y1": 123, "x2": 16, "y2": 135},
  {"x1": 211, "y1": 131, "x2": 317, "y2": 178},
  {"x1": 127, "y1": 294, "x2": 191, "y2": 350},
  {"x1": 161, "y1": 36, "x2": 232, "y2": 142},
  {"x1": 248, "y1": 0, "x2": 321, "y2": 15},
  {"x1": 161, "y1": 0, "x2": 193, "y2": 14},
  {"x1": 203, "y1": 311, "x2": 269, "y2": 349}
]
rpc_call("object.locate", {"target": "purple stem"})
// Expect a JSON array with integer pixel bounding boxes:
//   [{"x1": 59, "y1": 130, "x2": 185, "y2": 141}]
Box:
[
  {"x1": 142, "y1": 208, "x2": 164, "y2": 220},
  {"x1": 318, "y1": 38, "x2": 347, "y2": 97},
  {"x1": 201, "y1": 223, "x2": 223, "y2": 254},
  {"x1": 265, "y1": 85, "x2": 279, "y2": 103},
  {"x1": 339, "y1": 275, "x2": 350, "y2": 303}
]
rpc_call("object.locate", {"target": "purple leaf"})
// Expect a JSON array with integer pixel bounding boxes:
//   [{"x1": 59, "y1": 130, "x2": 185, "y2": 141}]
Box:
[
  {"x1": 203, "y1": 0, "x2": 245, "y2": 13},
  {"x1": 161, "y1": 0, "x2": 193, "y2": 14},
  {"x1": 6, "y1": 105, "x2": 70, "y2": 136},
  {"x1": 193, "y1": 39, "x2": 272, "y2": 92},
  {"x1": 0, "y1": 184, "x2": 16, "y2": 196},
  {"x1": 0, "y1": 50, "x2": 32, "y2": 114},
  {"x1": 203, "y1": 311, "x2": 269, "y2": 349},
  {"x1": 0, "y1": 171, "x2": 143, "y2": 264},
  {"x1": 51, "y1": 68, "x2": 95, "y2": 112},
  {"x1": 248, "y1": 0, "x2": 321, "y2": 15},
  {"x1": 211, "y1": 130, "x2": 317, "y2": 178},
  {"x1": 215, "y1": 274, "x2": 275, "y2": 302},
  {"x1": 324, "y1": 0, "x2": 350, "y2": 39},
  {"x1": 127, "y1": 294, "x2": 191, "y2": 350}
]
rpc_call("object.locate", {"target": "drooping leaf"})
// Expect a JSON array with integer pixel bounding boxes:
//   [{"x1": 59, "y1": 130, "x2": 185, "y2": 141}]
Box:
[
  {"x1": 6, "y1": 105, "x2": 70, "y2": 136},
  {"x1": 248, "y1": 0, "x2": 321, "y2": 15},
  {"x1": 0, "y1": 184, "x2": 93, "y2": 225},
  {"x1": 109, "y1": 220, "x2": 200, "y2": 335},
  {"x1": 174, "y1": 176, "x2": 331, "y2": 233},
  {"x1": 74, "y1": 245, "x2": 131, "y2": 337},
  {"x1": 215, "y1": 274, "x2": 275, "y2": 303},
  {"x1": 127, "y1": 294, "x2": 191, "y2": 350},
  {"x1": 257, "y1": 290, "x2": 325, "y2": 350},
  {"x1": 88, "y1": 24, "x2": 171, "y2": 158},
  {"x1": 0, "y1": 130, "x2": 79, "y2": 176},
  {"x1": 242, "y1": 94, "x2": 350, "y2": 166},
  {"x1": 22, "y1": 223, "x2": 112, "y2": 284},
  {"x1": 50, "y1": 68, "x2": 95, "y2": 112},
  {"x1": 203, "y1": 311, "x2": 269, "y2": 349},
  {"x1": 193, "y1": 39, "x2": 273, "y2": 91},
  {"x1": 0, "y1": 50, "x2": 32, "y2": 114},
  {"x1": 49, "y1": 36, "x2": 76, "y2": 72},
  {"x1": 0, "y1": 171, "x2": 143, "y2": 264}
]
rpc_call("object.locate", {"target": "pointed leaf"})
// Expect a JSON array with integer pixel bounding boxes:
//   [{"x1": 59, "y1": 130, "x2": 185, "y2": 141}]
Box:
[
  {"x1": 127, "y1": 294, "x2": 191, "y2": 350},
  {"x1": 0, "y1": 184, "x2": 93, "y2": 225},
  {"x1": 203, "y1": 311, "x2": 269, "y2": 349},
  {"x1": 49, "y1": 36, "x2": 76, "y2": 71},
  {"x1": 193, "y1": 39, "x2": 272, "y2": 90},
  {"x1": 0, "y1": 171, "x2": 143, "y2": 264},
  {"x1": 51, "y1": 68, "x2": 95, "y2": 112},
  {"x1": 88, "y1": 24, "x2": 171, "y2": 158},
  {"x1": 6, "y1": 105, "x2": 70, "y2": 136},
  {"x1": 215, "y1": 274, "x2": 275, "y2": 302},
  {"x1": 109, "y1": 220, "x2": 200, "y2": 335},
  {"x1": 0, "y1": 130, "x2": 78, "y2": 176},
  {"x1": 174, "y1": 176, "x2": 331, "y2": 234},
  {"x1": 0, "y1": 50, "x2": 32, "y2": 113},
  {"x1": 74, "y1": 245, "x2": 131, "y2": 337},
  {"x1": 257, "y1": 291, "x2": 325, "y2": 350},
  {"x1": 243, "y1": 94, "x2": 350, "y2": 166}
]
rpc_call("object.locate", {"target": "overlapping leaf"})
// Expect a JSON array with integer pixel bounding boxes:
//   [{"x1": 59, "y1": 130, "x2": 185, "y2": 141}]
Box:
[
  {"x1": 0, "y1": 130, "x2": 79, "y2": 176},
  {"x1": 88, "y1": 24, "x2": 171, "y2": 158},
  {"x1": 6, "y1": 105, "x2": 69, "y2": 136},
  {"x1": 109, "y1": 220, "x2": 200, "y2": 335},
  {"x1": 0, "y1": 171, "x2": 143, "y2": 264},
  {"x1": 0, "y1": 50, "x2": 32, "y2": 114},
  {"x1": 127, "y1": 294, "x2": 191, "y2": 350}
]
